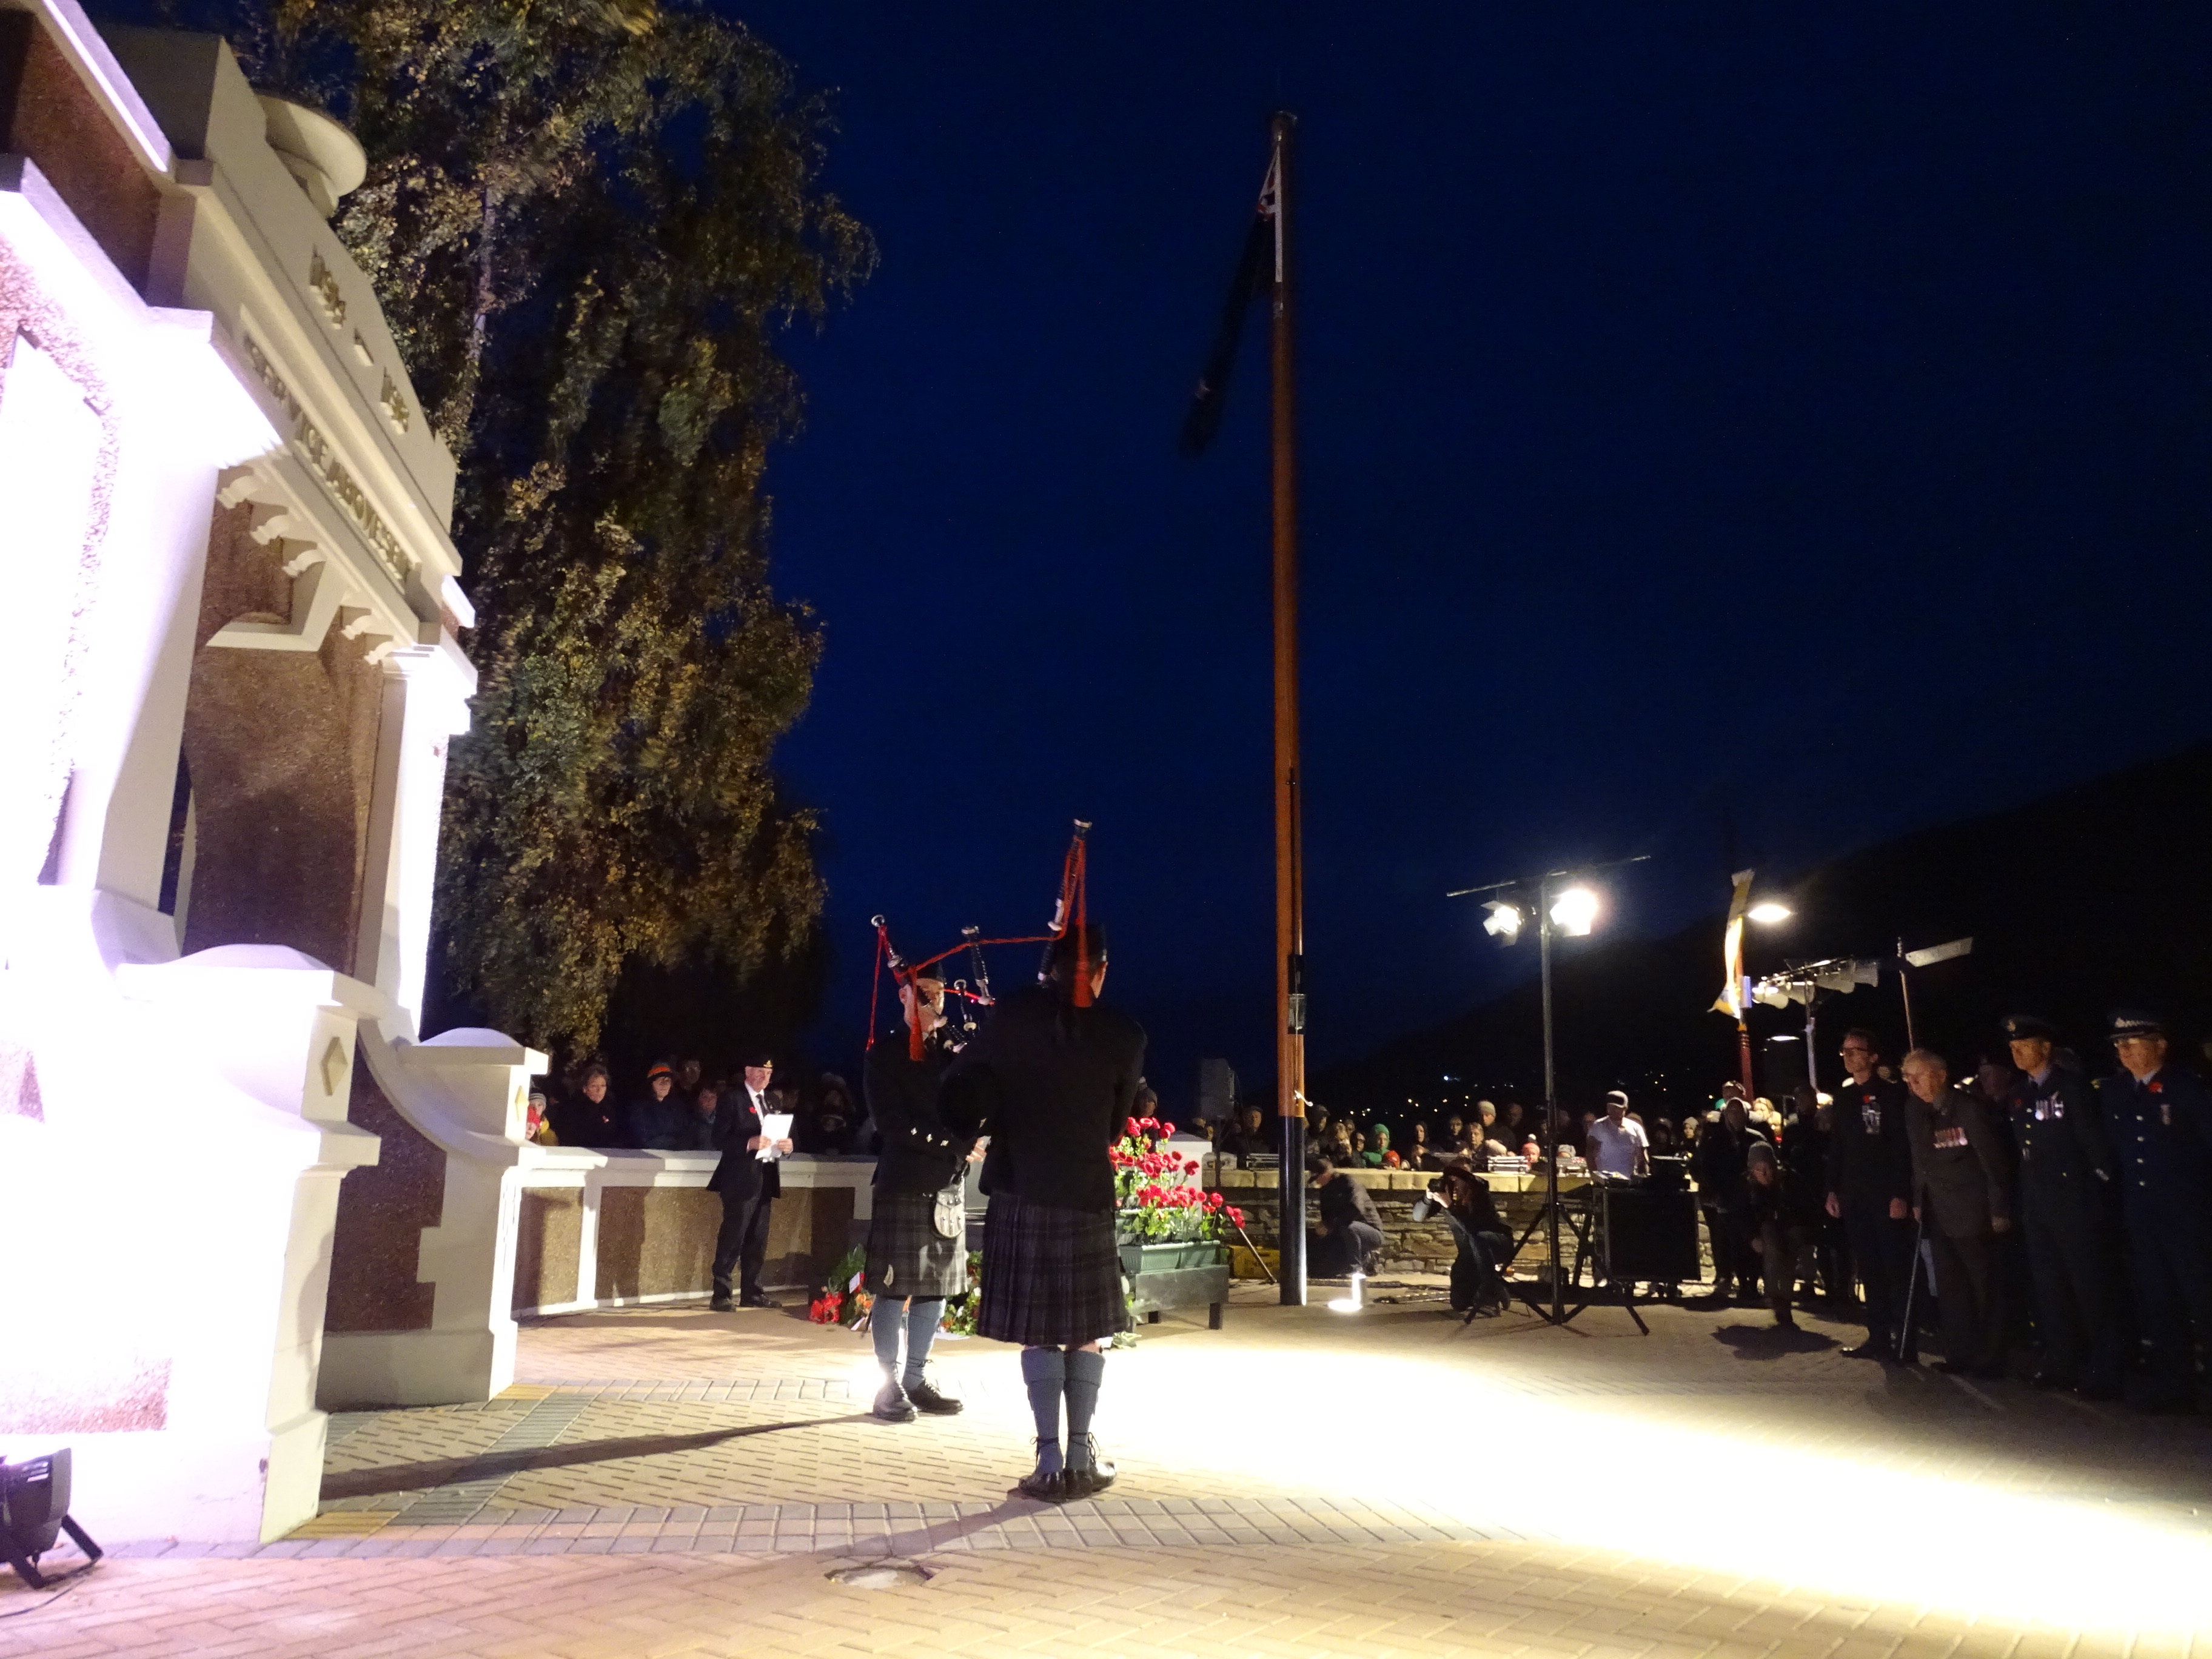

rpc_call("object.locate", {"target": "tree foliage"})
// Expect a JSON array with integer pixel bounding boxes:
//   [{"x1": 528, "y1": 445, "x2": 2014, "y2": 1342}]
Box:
[{"x1": 233, "y1": 0, "x2": 873, "y2": 1054}]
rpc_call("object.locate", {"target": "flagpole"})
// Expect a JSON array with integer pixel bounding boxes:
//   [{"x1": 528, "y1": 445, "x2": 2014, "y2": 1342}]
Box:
[{"x1": 1269, "y1": 110, "x2": 1308, "y2": 1309}]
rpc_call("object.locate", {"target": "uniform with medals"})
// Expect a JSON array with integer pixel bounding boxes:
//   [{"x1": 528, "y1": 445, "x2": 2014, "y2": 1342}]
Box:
[
  {"x1": 2096, "y1": 1010, "x2": 2212, "y2": 1409},
  {"x1": 1999, "y1": 1016, "x2": 2121, "y2": 1395},
  {"x1": 1905, "y1": 1079, "x2": 2013, "y2": 1374}
]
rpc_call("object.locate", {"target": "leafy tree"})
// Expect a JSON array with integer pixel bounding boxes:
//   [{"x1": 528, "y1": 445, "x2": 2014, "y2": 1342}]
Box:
[{"x1": 179, "y1": 0, "x2": 873, "y2": 1056}]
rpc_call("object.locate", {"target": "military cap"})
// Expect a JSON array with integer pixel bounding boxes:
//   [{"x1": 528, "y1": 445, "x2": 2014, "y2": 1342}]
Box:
[
  {"x1": 742, "y1": 1050, "x2": 776, "y2": 1069},
  {"x1": 2108, "y1": 1010, "x2": 2166, "y2": 1041},
  {"x1": 2002, "y1": 1014, "x2": 2056, "y2": 1042}
]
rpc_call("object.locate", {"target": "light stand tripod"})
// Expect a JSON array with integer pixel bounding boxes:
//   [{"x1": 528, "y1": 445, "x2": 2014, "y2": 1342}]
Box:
[{"x1": 1447, "y1": 855, "x2": 1651, "y2": 1332}]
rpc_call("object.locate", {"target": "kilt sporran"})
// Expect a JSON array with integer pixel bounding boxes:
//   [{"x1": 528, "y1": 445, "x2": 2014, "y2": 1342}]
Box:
[{"x1": 864, "y1": 1181, "x2": 970, "y2": 1299}]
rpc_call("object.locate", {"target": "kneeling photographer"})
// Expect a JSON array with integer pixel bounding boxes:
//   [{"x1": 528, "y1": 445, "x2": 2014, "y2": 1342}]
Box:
[{"x1": 1413, "y1": 1158, "x2": 1514, "y2": 1315}]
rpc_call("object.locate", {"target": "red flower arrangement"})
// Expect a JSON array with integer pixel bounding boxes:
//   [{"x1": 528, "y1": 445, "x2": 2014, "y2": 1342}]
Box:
[
  {"x1": 807, "y1": 1290, "x2": 844, "y2": 1325},
  {"x1": 1110, "y1": 1116, "x2": 1245, "y2": 1242}
]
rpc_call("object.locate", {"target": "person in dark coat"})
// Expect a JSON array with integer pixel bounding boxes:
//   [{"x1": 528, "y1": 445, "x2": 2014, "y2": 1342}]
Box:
[
  {"x1": 1415, "y1": 1158, "x2": 1512, "y2": 1313},
  {"x1": 943, "y1": 923, "x2": 1144, "y2": 1501},
  {"x1": 1743, "y1": 1141, "x2": 1803, "y2": 1329},
  {"x1": 708, "y1": 1051, "x2": 792, "y2": 1310},
  {"x1": 2095, "y1": 1010, "x2": 2212, "y2": 1412},
  {"x1": 1694, "y1": 1098, "x2": 1768, "y2": 1305},
  {"x1": 549, "y1": 1064, "x2": 623, "y2": 1149},
  {"x1": 628, "y1": 1061, "x2": 694, "y2": 1150},
  {"x1": 1308, "y1": 1151, "x2": 1384, "y2": 1277},
  {"x1": 2000, "y1": 1016, "x2": 2122, "y2": 1396},
  {"x1": 862, "y1": 970, "x2": 977, "y2": 1422},
  {"x1": 1902, "y1": 1048, "x2": 2014, "y2": 1377},
  {"x1": 1781, "y1": 1084, "x2": 1844, "y2": 1310},
  {"x1": 1826, "y1": 1028, "x2": 1917, "y2": 1358}
]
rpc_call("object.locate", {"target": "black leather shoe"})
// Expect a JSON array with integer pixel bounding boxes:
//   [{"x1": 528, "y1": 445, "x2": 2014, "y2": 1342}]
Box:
[
  {"x1": 906, "y1": 1379, "x2": 963, "y2": 1415},
  {"x1": 737, "y1": 1292, "x2": 780, "y2": 1309},
  {"x1": 708, "y1": 1295, "x2": 736, "y2": 1312},
  {"x1": 1016, "y1": 1441, "x2": 1067, "y2": 1501},
  {"x1": 872, "y1": 1380, "x2": 916, "y2": 1423},
  {"x1": 1064, "y1": 1435, "x2": 1116, "y2": 1498}
]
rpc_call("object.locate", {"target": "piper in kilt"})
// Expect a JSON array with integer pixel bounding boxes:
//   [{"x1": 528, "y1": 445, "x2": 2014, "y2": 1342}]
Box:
[
  {"x1": 861, "y1": 969, "x2": 978, "y2": 1422},
  {"x1": 946, "y1": 923, "x2": 1145, "y2": 1500}
]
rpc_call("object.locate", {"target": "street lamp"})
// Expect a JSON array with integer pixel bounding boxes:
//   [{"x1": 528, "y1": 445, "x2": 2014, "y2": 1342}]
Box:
[
  {"x1": 1447, "y1": 854, "x2": 1648, "y2": 1326},
  {"x1": 1549, "y1": 886, "x2": 1599, "y2": 936},
  {"x1": 1747, "y1": 902, "x2": 1792, "y2": 925}
]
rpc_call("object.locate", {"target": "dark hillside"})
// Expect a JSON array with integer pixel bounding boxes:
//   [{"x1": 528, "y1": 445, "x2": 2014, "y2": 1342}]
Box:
[{"x1": 1316, "y1": 742, "x2": 2212, "y2": 1124}]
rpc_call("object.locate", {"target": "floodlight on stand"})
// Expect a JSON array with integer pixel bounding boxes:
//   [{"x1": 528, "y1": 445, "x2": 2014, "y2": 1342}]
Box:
[
  {"x1": 1747, "y1": 902, "x2": 1792, "y2": 925},
  {"x1": 1549, "y1": 886, "x2": 1599, "y2": 936},
  {"x1": 1481, "y1": 900, "x2": 1523, "y2": 942}
]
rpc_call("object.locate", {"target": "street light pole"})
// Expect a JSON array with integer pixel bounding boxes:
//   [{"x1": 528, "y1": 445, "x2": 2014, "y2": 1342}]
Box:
[{"x1": 1538, "y1": 871, "x2": 1563, "y2": 1324}]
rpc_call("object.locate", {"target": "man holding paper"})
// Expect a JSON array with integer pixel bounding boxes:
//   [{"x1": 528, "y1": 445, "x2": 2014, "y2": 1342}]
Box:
[{"x1": 709, "y1": 1051, "x2": 794, "y2": 1310}]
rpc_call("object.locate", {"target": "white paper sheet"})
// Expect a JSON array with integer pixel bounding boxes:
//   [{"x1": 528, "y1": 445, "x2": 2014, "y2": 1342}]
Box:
[{"x1": 757, "y1": 1113, "x2": 794, "y2": 1159}]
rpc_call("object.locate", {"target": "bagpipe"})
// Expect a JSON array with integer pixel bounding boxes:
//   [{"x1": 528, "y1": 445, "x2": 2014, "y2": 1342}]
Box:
[{"x1": 868, "y1": 819, "x2": 1096, "y2": 1062}]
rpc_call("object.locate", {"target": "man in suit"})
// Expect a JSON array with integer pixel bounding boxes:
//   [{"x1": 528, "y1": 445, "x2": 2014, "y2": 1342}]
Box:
[
  {"x1": 1826, "y1": 1027, "x2": 1917, "y2": 1358},
  {"x1": 709, "y1": 1051, "x2": 793, "y2": 1310},
  {"x1": 1902, "y1": 1047, "x2": 2014, "y2": 1377}
]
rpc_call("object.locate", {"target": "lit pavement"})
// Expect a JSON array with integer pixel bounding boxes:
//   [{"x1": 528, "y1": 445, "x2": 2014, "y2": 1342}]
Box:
[{"x1": 7, "y1": 1282, "x2": 2212, "y2": 1657}]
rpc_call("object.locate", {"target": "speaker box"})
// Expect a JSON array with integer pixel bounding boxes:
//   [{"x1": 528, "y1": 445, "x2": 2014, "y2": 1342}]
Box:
[{"x1": 1598, "y1": 1187, "x2": 1700, "y2": 1282}]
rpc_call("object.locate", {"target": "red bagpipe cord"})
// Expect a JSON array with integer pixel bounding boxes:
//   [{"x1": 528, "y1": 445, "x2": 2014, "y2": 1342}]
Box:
[{"x1": 870, "y1": 825, "x2": 1091, "y2": 1061}]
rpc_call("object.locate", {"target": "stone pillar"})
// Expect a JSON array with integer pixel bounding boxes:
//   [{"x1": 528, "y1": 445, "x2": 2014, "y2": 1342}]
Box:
[
  {"x1": 319, "y1": 1028, "x2": 546, "y2": 1408},
  {"x1": 352, "y1": 639, "x2": 473, "y2": 1034},
  {"x1": 109, "y1": 947, "x2": 382, "y2": 1541}
]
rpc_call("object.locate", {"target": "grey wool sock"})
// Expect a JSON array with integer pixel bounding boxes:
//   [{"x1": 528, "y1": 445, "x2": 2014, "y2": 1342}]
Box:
[
  {"x1": 1063, "y1": 1348, "x2": 1105, "y2": 1465},
  {"x1": 1019, "y1": 1346, "x2": 1066, "y2": 1473},
  {"x1": 902, "y1": 1298, "x2": 945, "y2": 1390},
  {"x1": 870, "y1": 1298, "x2": 905, "y2": 1378}
]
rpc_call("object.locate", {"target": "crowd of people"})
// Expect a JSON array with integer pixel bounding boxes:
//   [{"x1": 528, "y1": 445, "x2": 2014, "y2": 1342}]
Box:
[
  {"x1": 527, "y1": 1055, "x2": 866, "y2": 1155},
  {"x1": 1224, "y1": 1012, "x2": 2212, "y2": 1415}
]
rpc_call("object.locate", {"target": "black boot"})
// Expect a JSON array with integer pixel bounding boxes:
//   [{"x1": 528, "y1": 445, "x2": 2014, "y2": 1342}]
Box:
[
  {"x1": 1064, "y1": 1433, "x2": 1116, "y2": 1498},
  {"x1": 906, "y1": 1378, "x2": 963, "y2": 1415},
  {"x1": 1016, "y1": 1438, "x2": 1067, "y2": 1501}
]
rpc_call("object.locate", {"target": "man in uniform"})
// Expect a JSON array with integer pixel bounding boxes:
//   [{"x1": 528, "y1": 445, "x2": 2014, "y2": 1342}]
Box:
[
  {"x1": 2001, "y1": 1016, "x2": 2121, "y2": 1396},
  {"x1": 1825, "y1": 1028, "x2": 1916, "y2": 1358},
  {"x1": 708, "y1": 1051, "x2": 793, "y2": 1310},
  {"x1": 1902, "y1": 1048, "x2": 2013, "y2": 1377},
  {"x1": 2096, "y1": 1011, "x2": 2212, "y2": 1412}
]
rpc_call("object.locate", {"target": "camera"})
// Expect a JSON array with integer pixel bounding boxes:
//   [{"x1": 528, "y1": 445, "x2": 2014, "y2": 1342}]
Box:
[{"x1": 1410, "y1": 1178, "x2": 1448, "y2": 1224}]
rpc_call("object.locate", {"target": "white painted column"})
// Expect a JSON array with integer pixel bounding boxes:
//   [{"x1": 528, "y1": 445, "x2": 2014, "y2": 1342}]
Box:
[{"x1": 354, "y1": 639, "x2": 474, "y2": 1034}]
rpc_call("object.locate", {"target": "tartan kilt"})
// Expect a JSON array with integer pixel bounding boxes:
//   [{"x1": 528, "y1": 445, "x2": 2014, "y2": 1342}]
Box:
[
  {"x1": 863, "y1": 1185, "x2": 970, "y2": 1300},
  {"x1": 975, "y1": 1190, "x2": 1131, "y2": 1347}
]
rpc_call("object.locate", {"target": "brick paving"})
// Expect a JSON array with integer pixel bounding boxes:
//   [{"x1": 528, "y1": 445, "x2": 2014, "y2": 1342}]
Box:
[{"x1": 6, "y1": 1283, "x2": 2211, "y2": 1655}]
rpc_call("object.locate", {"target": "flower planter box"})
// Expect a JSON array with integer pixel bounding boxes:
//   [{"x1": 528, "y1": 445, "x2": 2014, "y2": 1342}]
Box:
[{"x1": 1117, "y1": 1238, "x2": 1230, "y2": 1330}]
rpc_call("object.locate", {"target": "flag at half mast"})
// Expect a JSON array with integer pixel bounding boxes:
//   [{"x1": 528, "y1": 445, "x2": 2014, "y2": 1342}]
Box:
[
  {"x1": 1179, "y1": 144, "x2": 1282, "y2": 457},
  {"x1": 1712, "y1": 868, "x2": 1754, "y2": 1020}
]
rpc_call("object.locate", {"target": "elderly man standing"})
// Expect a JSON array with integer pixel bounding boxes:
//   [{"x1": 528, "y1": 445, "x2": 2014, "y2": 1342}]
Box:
[
  {"x1": 2000, "y1": 1016, "x2": 2120, "y2": 1396},
  {"x1": 1902, "y1": 1048, "x2": 2013, "y2": 1377},
  {"x1": 708, "y1": 1051, "x2": 793, "y2": 1311},
  {"x1": 2095, "y1": 1011, "x2": 2212, "y2": 1412}
]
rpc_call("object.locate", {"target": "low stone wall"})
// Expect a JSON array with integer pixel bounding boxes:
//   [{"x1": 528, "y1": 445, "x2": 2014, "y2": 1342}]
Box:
[{"x1": 510, "y1": 1153, "x2": 874, "y2": 1315}]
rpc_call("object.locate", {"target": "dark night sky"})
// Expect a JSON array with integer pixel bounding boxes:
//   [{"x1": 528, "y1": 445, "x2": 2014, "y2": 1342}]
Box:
[{"x1": 725, "y1": 4, "x2": 2212, "y2": 1108}]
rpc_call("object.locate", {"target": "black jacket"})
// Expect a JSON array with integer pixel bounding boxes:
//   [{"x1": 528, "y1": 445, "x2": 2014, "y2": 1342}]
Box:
[
  {"x1": 1316, "y1": 1172, "x2": 1383, "y2": 1233},
  {"x1": 1906, "y1": 1085, "x2": 2011, "y2": 1238},
  {"x1": 628, "y1": 1091, "x2": 697, "y2": 1151},
  {"x1": 550, "y1": 1091, "x2": 624, "y2": 1150},
  {"x1": 864, "y1": 1033, "x2": 973, "y2": 1193},
  {"x1": 2004, "y1": 1066, "x2": 2113, "y2": 1215},
  {"x1": 1695, "y1": 1120, "x2": 1769, "y2": 1207},
  {"x1": 708, "y1": 1085, "x2": 782, "y2": 1200},
  {"x1": 1827, "y1": 1076, "x2": 1914, "y2": 1208},
  {"x1": 943, "y1": 984, "x2": 1146, "y2": 1213}
]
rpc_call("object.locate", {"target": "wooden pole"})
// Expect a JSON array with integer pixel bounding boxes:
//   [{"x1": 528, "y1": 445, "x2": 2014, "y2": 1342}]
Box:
[{"x1": 1269, "y1": 110, "x2": 1308, "y2": 1308}]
